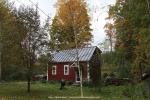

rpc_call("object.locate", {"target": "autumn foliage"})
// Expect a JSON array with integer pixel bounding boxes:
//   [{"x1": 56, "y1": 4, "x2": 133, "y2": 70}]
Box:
[{"x1": 50, "y1": 0, "x2": 92, "y2": 50}]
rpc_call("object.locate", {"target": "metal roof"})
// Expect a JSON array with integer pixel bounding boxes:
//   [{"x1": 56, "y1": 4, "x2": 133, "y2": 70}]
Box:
[{"x1": 51, "y1": 46, "x2": 98, "y2": 63}]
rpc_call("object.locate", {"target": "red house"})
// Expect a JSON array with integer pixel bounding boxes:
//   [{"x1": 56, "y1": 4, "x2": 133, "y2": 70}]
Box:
[{"x1": 48, "y1": 46, "x2": 101, "y2": 82}]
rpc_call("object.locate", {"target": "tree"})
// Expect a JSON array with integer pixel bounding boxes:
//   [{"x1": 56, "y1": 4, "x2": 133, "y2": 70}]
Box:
[
  {"x1": 50, "y1": 0, "x2": 92, "y2": 50},
  {"x1": 17, "y1": 5, "x2": 49, "y2": 92},
  {"x1": 104, "y1": 22, "x2": 115, "y2": 53},
  {"x1": 104, "y1": 22, "x2": 116, "y2": 62},
  {"x1": 0, "y1": 0, "x2": 26, "y2": 81},
  {"x1": 0, "y1": 0, "x2": 49, "y2": 87},
  {"x1": 107, "y1": 0, "x2": 150, "y2": 79},
  {"x1": 34, "y1": 54, "x2": 50, "y2": 76}
]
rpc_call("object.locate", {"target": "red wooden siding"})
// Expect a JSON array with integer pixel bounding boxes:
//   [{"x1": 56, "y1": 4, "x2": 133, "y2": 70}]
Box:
[
  {"x1": 48, "y1": 62, "x2": 88, "y2": 81},
  {"x1": 48, "y1": 63, "x2": 76, "y2": 81}
]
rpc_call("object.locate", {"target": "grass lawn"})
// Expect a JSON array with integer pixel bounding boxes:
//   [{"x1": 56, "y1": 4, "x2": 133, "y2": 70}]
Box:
[{"x1": 0, "y1": 81, "x2": 149, "y2": 100}]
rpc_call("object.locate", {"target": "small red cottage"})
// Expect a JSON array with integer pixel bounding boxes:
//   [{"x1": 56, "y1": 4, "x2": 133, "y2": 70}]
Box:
[{"x1": 48, "y1": 46, "x2": 101, "y2": 82}]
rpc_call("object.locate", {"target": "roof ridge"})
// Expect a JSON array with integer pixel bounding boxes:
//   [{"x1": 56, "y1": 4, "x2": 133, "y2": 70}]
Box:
[{"x1": 59, "y1": 46, "x2": 97, "y2": 52}]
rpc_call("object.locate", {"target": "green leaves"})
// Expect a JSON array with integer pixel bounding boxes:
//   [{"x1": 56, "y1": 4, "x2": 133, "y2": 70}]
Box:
[
  {"x1": 0, "y1": 1, "x2": 49, "y2": 81},
  {"x1": 107, "y1": 0, "x2": 150, "y2": 80},
  {"x1": 0, "y1": 1, "x2": 26, "y2": 80}
]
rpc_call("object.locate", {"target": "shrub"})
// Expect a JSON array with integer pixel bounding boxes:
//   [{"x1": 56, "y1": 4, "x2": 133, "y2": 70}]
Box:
[
  {"x1": 66, "y1": 81, "x2": 73, "y2": 85},
  {"x1": 83, "y1": 80, "x2": 93, "y2": 87},
  {"x1": 102, "y1": 73, "x2": 108, "y2": 79}
]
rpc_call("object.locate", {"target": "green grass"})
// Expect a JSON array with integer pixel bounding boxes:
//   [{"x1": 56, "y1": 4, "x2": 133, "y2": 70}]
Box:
[
  {"x1": 0, "y1": 81, "x2": 149, "y2": 100},
  {"x1": 0, "y1": 82, "x2": 100, "y2": 100}
]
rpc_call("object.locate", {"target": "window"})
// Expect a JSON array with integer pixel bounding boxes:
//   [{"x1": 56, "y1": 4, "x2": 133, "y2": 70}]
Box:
[
  {"x1": 52, "y1": 65, "x2": 57, "y2": 75},
  {"x1": 64, "y1": 65, "x2": 69, "y2": 75}
]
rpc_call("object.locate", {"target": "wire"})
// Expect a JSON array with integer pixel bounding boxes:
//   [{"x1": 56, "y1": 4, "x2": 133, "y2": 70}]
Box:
[
  {"x1": 16, "y1": 0, "x2": 50, "y2": 20},
  {"x1": 28, "y1": 0, "x2": 50, "y2": 18}
]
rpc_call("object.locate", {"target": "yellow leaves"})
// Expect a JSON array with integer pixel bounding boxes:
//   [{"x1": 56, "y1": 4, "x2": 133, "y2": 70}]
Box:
[
  {"x1": 104, "y1": 22, "x2": 114, "y2": 30},
  {"x1": 57, "y1": 0, "x2": 88, "y2": 27},
  {"x1": 119, "y1": 42, "x2": 124, "y2": 48},
  {"x1": 51, "y1": 0, "x2": 92, "y2": 49},
  {"x1": 136, "y1": 33, "x2": 144, "y2": 43}
]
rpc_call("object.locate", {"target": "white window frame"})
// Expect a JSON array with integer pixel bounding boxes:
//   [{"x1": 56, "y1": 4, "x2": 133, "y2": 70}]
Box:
[
  {"x1": 52, "y1": 65, "x2": 57, "y2": 75},
  {"x1": 64, "y1": 65, "x2": 69, "y2": 75}
]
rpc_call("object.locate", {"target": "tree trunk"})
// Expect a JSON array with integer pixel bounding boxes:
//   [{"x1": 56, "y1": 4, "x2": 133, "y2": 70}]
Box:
[
  {"x1": 27, "y1": 76, "x2": 30, "y2": 93},
  {"x1": 27, "y1": 26, "x2": 31, "y2": 93},
  {"x1": 0, "y1": 22, "x2": 2, "y2": 81},
  {"x1": 27, "y1": 52, "x2": 31, "y2": 93},
  {"x1": 0, "y1": 56, "x2": 1, "y2": 81},
  {"x1": 110, "y1": 38, "x2": 113, "y2": 61},
  {"x1": 27, "y1": 60, "x2": 31, "y2": 93},
  {"x1": 0, "y1": 43, "x2": 1, "y2": 81},
  {"x1": 139, "y1": 62, "x2": 143, "y2": 80}
]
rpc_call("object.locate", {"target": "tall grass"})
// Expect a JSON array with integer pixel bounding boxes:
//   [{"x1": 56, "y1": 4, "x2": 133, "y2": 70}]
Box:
[{"x1": 0, "y1": 81, "x2": 149, "y2": 100}]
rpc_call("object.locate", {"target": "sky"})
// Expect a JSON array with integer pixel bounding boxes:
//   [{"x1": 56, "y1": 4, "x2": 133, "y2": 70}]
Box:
[{"x1": 10, "y1": 0, "x2": 116, "y2": 46}]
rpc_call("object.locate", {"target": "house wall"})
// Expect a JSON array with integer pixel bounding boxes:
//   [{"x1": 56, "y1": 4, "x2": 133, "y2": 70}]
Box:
[
  {"x1": 48, "y1": 62, "x2": 88, "y2": 81},
  {"x1": 80, "y1": 62, "x2": 88, "y2": 80},
  {"x1": 48, "y1": 63, "x2": 76, "y2": 81},
  {"x1": 89, "y1": 47, "x2": 101, "y2": 86}
]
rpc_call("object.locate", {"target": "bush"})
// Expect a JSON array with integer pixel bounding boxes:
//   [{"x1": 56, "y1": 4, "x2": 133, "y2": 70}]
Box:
[
  {"x1": 109, "y1": 72, "x2": 116, "y2": 78},
  {"x1": 117, "y1": 61, "x2": 132, "y2": 78},
  {"x1": 102, "y1": 73, "x2": 108, "y2": 79},
  {"x1": 104, "y1": 77, "x2": 131, "y2": 86},
  {"x1": 122, "y1": 85, "x2": 134, "y2": 97},
  {"x1": 83, "y1": 80, "x2": 92, "y2": 87},
  {"x1": 122, "y1": 82, "x2": 150, "y2": 99},
  {"x1": 66, "y1": 81, "x2": 73, "y2": 85}
]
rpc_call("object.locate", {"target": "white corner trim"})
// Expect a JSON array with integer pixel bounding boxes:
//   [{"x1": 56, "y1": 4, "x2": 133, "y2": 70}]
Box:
[{"x1": 87, "y1": 62, "x2": 90, "y2": 82}]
